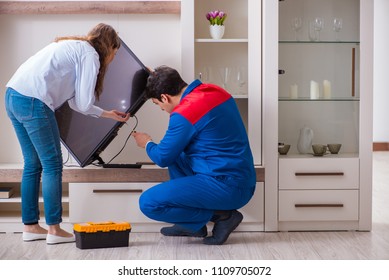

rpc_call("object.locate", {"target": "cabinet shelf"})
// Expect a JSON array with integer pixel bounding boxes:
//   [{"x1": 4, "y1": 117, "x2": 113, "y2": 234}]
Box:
[
  {"x1": 279, "y1": 97, "x2": 360, "y2": 102},
  {"x1": 0, "y1": 213, "x2": 70, "y2": 223},
  {"x1": 0, "y1": 1, "x2": 181, "y2": 15},
  {"x1": 196, "y1": 39, "x2": 248, "y2": 43},
  {"x1": 279, "y1": 41, "x2": 360, "y2": 44},
  {"x1": 233, "y1": 94, "x2": 249, "y2": 99},
  {"x1": 278, "y1": 153, "x2": 359, "y2": 159},
  {"x1": 0, "y1": 196, "x2": 69, "y2": 203}
]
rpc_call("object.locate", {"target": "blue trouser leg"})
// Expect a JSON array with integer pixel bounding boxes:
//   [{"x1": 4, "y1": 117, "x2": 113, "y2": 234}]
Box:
[
  {"x1": 140, "y1": 155, "x2": 255, "y2": 231},
  {"x1": 5, "y1": 88, "x2": 63, "y2": 225}
]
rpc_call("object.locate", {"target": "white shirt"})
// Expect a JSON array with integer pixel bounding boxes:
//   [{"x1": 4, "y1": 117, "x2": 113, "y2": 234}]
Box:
[{"x1": 6, "y1": 40, "x2": 104, "y2": 117}]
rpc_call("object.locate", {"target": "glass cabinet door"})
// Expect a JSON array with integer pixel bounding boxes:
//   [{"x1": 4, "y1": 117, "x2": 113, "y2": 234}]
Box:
[{"x1": 278, "y1": 0, "x2": 360, "y2": 156}]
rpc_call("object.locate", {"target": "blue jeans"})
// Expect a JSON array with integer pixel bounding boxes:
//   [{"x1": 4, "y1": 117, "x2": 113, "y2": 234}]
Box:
[
  {"x1": 5, "y1": 88, "x2": 63, "y2": 225},
  {"x1": 139, "y1": 153, "x2": 255, "y2": 231}
]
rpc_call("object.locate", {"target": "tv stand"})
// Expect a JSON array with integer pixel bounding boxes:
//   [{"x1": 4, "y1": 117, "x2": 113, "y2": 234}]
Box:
[
  {"x1": 94, "y1": 156, "x2": 105, "y2": 165},
  {"x1": 0, "y1": 164, "x2": 264, "y2": 233},
  {"x1": 102, "y1": 163, "x2": 142, "y2": 169}
]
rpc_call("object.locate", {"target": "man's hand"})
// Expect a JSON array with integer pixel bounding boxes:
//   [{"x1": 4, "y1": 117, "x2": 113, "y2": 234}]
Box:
[
  {"x1": 133, "y1": 132, "x2": 153, "y2": 148},
  {"x1": 101, "y1": 110, "x2": 130, "y2": 122}
]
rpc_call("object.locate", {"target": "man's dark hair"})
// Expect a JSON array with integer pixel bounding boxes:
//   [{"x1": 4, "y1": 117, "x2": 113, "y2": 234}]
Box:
[{"x1": 145, "y1": 66, "x2": 188, "y2": 101}]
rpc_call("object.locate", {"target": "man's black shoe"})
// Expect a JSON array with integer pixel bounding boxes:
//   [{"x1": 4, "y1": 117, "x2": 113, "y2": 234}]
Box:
[
  {"x1": 203, "y1": 210, "x2": 243, "y2": 245},
  {"x1": 160, "y1": 224, "x2": 208, "y2": 237},
  {"x1": 210, "y1": 210, "x2": 233, "y2": 222}
]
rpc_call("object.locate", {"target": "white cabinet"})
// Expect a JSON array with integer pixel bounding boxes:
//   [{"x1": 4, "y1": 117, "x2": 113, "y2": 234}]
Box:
[
  {"x1": 263, "y1": 0, "x2": 373, "y2": 231},
  {"x1": 180, "y1": 0, "x2": 265, "y2": 232},
  {"x1": 278, "y1": 157, "x2": 360, "y2": 230},
  {"x1": 69, "y1": 182, "x2": 265, "y2": 232},
  {"x1": 181, "y1": 0, "x2": 262, "y2": 165},
  {"x1": 237, "y1": 182, "x2": 264, "y2": 231},
  {"x1": 0, "y1": 181, "x2": 71, "y2": 233},
  {"x1": 69, "y1": 183, "x2": 161, "y2": 232},
  {"x1": 69, "y1": 183, "x2": 155, "y2": 223}
]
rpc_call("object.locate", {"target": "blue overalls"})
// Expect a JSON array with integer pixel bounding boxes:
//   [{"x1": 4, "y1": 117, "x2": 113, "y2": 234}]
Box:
[{"x1": 139, "y1": 80, "x2": 256, "y2": 231}]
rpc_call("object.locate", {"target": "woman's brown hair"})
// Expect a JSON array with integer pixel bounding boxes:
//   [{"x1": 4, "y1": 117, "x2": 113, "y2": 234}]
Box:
[{"x1": 55, "y1": 23, "x2": 121, "y2": 99}]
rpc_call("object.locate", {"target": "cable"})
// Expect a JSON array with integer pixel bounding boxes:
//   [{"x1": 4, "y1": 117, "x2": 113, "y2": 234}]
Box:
[
  {"x1": 104, "y1": 115, "x2": 139, "y2": 165},
  {"x1": 62, "y1": 149, "x2": 72, "y2": 167},
  {"x1": 63, "y1": 143, "x2": 80, "y2": 168}
]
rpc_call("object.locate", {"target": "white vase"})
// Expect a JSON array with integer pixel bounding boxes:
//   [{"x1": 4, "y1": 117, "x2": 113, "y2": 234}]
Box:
[
  {"x1": 209, "y1": 25, "x2": 225, "y2": 39},
  {"x1": 297, "y1": 126, "x2": 314, "y2": 154}
]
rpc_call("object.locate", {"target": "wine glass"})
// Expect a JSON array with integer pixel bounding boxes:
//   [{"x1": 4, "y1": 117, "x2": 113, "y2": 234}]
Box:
[
  {"x1": 219, "y1": 67, "x2": 231, "y2": 90},
  {"x1": 291, "y1": 17, "x2": 303, "y2": 41},
  {"x1": 313, "y1": 17, "x2": 324, "y2": 41},
  {"x1": 308, "y1": 21, "x2": 317, "y2": 41},
  {"x1": 236, "y1": 66, "x2": 246, "y2": 95},
  {"x1": 199, "y1": 66, "x2": 211, "y2": 83},
  {"x1": 333, "y1": 18, "x2": 343, "y2": 41}
]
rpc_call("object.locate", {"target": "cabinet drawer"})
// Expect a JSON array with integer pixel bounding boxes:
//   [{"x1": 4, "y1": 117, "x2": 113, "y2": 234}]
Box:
[
  {"x1": 69, "y1": 183, "x2": 155, "y2": 223},
  {"x1": 279, "y1": 157, "x2": 359, "y2": 189},
  {"x1": 279, "y1": 190, "x2": 359, "y2": 222}
]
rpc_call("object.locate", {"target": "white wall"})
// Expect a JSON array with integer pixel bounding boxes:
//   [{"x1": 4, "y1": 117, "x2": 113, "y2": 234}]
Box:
[
  {"x1": 0, "y1": 13, "x2": 180, "y2": 164},
  {"x1": 373, "y1": 0, "x2": 389, "y2": 142},
  {"x1": 0, "y1": 1, "x2": 386, "y2": 165}
]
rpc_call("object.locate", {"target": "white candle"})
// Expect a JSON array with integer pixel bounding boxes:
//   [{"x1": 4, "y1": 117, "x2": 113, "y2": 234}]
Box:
[
  {"x1": 289, "y1": 84, "x2": 298, "y2": 99},
  {"x1": 310, "y1": 80, "x2": 319, "y2": 99},
  {"x1": 323, "y1": 80, "x2": 331, "y2": 99}
]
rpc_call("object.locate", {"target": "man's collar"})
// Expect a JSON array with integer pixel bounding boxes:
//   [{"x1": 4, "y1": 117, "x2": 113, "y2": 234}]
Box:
[{"x1": 181, "y1": 79, "x2": 202, "y2": 100}]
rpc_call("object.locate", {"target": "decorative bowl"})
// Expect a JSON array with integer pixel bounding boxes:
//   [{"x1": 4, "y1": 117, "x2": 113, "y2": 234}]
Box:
[
  {"x1": 327, "y1": 144, "x2": 342, "y2": 154},
  {"x1": 278, "y1": 144, "x2": 291, "y2": 155}
]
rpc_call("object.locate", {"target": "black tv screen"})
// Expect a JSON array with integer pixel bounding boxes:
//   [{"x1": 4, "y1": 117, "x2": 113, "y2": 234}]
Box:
[{"x1": 55, "y1": 38, "x2": 149, "y2": 167}]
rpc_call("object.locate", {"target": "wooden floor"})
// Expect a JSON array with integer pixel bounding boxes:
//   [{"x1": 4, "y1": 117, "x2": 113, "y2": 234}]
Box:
[{"x1": 1, "y1": 152, "x2": 389, "y2": 260}]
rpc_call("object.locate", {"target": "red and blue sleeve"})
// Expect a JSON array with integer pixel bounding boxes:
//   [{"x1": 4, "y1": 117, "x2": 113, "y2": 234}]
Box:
[{"x1": 145, "y1": 113, "x2": 195, "y2": 167}]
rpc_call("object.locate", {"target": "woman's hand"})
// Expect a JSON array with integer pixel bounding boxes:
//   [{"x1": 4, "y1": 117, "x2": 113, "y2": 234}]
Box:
[{"x1": 101, "y1": 110, "x2": 130, "y2": 122}]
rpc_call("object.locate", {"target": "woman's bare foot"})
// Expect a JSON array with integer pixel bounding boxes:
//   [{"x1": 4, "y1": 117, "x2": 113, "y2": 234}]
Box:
[
  {"x1": 23, "y1": 224, "x2": 48, "y2": 241},
  {"x1": 24, "y1": 224, "x2": 48, "y2": 234},
  {"x1": 48, "y1": 224, "x2": 73, "y2": 237}
]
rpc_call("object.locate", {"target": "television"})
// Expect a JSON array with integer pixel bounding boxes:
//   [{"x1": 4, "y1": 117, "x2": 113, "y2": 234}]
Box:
[{"x1": 55, "y1": 38, "x2": 150, "y2": 167}]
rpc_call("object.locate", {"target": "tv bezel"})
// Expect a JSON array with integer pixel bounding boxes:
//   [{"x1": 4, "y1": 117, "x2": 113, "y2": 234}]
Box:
[{"x1": 56, "y1": 38, "x2": 150, "y2": 167}]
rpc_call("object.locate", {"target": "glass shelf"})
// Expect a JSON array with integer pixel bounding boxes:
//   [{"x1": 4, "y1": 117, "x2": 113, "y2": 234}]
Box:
[
  {"x1": 196, "y1": 38, "x2": 249, "y2": 43},
  {"x1": 279, "y1": 40, "x2": 360, "y2": 44},
  {"x1": 279, "y1": 97, "x2": 360, "y2": 102},
  {"x1": 233, "y1": 94, "x2": 249, "y2": 99}
]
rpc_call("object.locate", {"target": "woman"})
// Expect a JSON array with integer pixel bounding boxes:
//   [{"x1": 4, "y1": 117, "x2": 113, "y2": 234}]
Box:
[{"x1": 4, "y1": 23, "x2": 129, "y2": 244}]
